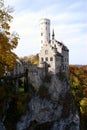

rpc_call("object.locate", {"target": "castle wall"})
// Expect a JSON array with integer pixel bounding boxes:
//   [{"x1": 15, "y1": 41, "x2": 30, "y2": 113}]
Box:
[
  {"x1": 13, "y1": 18, "x2": 69, "y2": 85},
  {"x1": 55, "y1": 55, "x2": 62, "y2": 73},
  {"x1": 39, "y1": 43, "x2": 57, "y2": 74}
]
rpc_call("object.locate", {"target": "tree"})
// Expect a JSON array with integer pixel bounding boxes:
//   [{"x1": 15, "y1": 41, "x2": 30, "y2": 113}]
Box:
[
  {"x1": 69, "y1": 65, "x2": 87, "y2": 130},
  {"x1": 0, "y1": 0, "x2": 19, "y2": 76},
  {"x1": 28, "y1": 54, "x2": 39, "y2": 65},
  {"x1": 20, "y1": 54, "x2": 39, "y2": 65}
]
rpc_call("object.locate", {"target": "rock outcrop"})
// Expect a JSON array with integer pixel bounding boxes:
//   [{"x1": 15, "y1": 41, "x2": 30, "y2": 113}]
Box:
[
  {"x1": 16, "y1": 75, "x2": 80, "y2": 130},
  {"x1": 0, "y1": 122, "x2": 6, "y2": 130}
]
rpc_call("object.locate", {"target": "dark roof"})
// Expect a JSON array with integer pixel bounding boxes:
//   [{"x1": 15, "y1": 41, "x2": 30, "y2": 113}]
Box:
[
  {"x1": 56, "y1": 52, "x2": 63, "y2": 57},
  {"x1": 55, "y1": 40, "x2": 69, "y2": 51},
  {"x1": 62, "y1": 45, "x2": 69, "y2": 51}
]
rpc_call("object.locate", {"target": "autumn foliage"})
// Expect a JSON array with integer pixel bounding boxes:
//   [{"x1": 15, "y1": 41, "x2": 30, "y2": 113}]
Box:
[
  {"x1": 0, "y1": 0, "x2": 19, "y2": 76},
  {"x1": 69, "y1": 65, "x2": 87, "y2": 130}
]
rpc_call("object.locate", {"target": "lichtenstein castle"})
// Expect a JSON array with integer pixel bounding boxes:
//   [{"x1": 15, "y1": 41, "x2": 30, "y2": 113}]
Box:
[
  {"x1": 13, "y1": 18, "x2": 69, "y2": 81},
  {"x1": 39, "y1": 18, "x2": 69, "y2": 76}
]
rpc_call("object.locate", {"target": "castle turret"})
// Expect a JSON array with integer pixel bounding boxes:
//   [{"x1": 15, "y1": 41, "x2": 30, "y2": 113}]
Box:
[
  {"x1": 52, "y1": 29, "x2": 55, "y2": 40},
  {"x1": 40, "y1": 18, "x2": 50, "y2": 45}
]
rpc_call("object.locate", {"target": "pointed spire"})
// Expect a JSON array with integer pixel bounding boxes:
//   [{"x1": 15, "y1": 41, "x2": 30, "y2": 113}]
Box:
[{"x1": 52, "y1": 29, "x2": 55, "y2": 40}]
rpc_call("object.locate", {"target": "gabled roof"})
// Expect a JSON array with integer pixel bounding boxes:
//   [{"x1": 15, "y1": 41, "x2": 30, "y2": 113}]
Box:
[
  {"x1": 51, "y1": 39, "x2": 69, "y2": 52},
  {"x1": 56, "y1": 52, "x2": 63, "y2": 57}
]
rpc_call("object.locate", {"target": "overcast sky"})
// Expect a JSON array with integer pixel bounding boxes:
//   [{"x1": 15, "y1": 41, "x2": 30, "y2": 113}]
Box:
[{"x1": 4, "y1": 0, "x2": 87, "y2": 65}]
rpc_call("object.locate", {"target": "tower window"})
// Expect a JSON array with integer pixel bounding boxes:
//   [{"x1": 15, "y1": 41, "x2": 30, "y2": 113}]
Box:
[
  {"x1": 45, "y1": 50, "x2": 48, "y2": 54},
  {"x1": 41, "y1": 33, "x2": 43, "y2": 36},
  {"x1": 44, "y1": 22, "x2": 47, "y2": 24},
  {"x1": 45, "y1": 57, "x2": 48, "y2": 61},
  {"x1": 50, "y1": 57, "x2": 53, "y2": 61}
]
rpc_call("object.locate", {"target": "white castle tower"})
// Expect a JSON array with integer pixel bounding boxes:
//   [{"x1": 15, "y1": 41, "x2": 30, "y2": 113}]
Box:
[
  {"x1": 40, "y1": 18, "x2": 50, "y2": 45},
  {"x1": 39, "y1": 18, "x2": 69, "y2": 77}
]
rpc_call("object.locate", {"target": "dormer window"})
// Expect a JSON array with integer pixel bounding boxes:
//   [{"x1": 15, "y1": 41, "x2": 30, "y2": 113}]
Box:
[{"x1": 45, "y1": 50, "x2": 48, "y2": 54}]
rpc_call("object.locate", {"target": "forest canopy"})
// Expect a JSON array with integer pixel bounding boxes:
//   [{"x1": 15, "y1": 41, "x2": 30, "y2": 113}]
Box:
[{"x1": 69, "y1": 65, "x2": 87, "y2": 130}]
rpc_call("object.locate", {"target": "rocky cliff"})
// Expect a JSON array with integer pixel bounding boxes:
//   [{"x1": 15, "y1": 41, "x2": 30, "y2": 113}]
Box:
[{"x1": 16, "y1": 75, "x2": 80, "y2": 130}]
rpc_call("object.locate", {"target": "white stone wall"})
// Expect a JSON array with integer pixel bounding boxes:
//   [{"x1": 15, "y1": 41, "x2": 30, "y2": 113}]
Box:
[
  {"x1": 51, "y1": 40, "x2": 62, "y2": 53},
  {"x1": 50, "y1": 39, "x2": 69, "y2": 74},
  {"x1": 40, "y1": 18, "x2": 50, "y2": 45},
  {"x1": 39, "y1": 43, "x2": 57, "y2": 74}
]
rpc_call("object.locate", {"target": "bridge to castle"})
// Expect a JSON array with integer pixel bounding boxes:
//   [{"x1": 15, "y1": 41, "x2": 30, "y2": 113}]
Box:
[{"x1": 0, "y1": 69, "x2": 29, "y2": 94}]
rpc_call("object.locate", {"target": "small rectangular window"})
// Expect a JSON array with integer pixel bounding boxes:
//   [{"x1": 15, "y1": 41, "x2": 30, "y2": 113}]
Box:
[
  {"x1": 41, "y1": 57, "x2": 44, "y2": 62},
  {"x1": 45, "y1": 57, "x2": 48, "y2": 61},
  {"x1": 50, "y1": 57, "x2": 53, "y2": 61},
  {"x1": 41, "y1": 33, "x2": 43, "y2": 36}
]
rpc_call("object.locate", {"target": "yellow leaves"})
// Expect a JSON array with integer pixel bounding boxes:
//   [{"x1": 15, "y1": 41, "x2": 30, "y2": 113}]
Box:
[
  {"x1": 2, "y1": 22, "x2": 10, "y2": 30},
  {"x1": 20, "y1": 54, "x2": 39, "y2": 65},
  {"x1": 11, "y1": 37, "x2": 18, "y2": 49},
  {"x1": 0, "y1": 41, "x2": 18, "y2": 72},
  {"x1": 29, "y1": 54, "x2": 39, "y2": 65},
  {"x1": 70, "y1": 65, "x2": 87, "y2": 121},
  {"x1": 80, "y1": 98, "x2": 87, "y2": 106},
  {"x1": 0, "y1": 33, "x2": 8, "y2": 44},
  {"x1": 5, "y1": 31, "x2": 10, "y2": 35},
  {"x1": 80, "y1": 98, "x2": 87, "y2": 115},
  {"x1": 0, "y1": 3, "x2": 19, "y2": 73}
]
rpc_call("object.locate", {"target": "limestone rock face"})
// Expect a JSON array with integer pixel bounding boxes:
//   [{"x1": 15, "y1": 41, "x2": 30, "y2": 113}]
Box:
[
  {"x1": 17, "y1": 75, "x2": 80, "y2": 130},
  {"x1": 48, "y1": 76, "x2": 69, "y2": 101},
  {"x1": 51, "y1": 113, "x2": 80, "y2": 130},
  {"x1": 0, "y1": 123, "x2": 6, "y2": 130},
  {"x1": 28, "y1": 73, "x2": 42, "y2": 91},
  {"x1": 29, "y1": 96, "x2": 62, "y2": 122}
]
